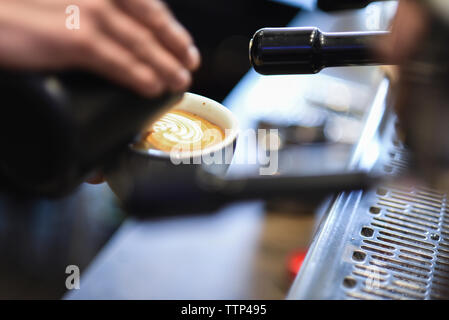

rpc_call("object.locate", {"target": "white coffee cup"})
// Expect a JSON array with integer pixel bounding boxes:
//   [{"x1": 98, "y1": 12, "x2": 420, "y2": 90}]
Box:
[{"x1": 105, "y1": 92, "x2": 239, "y2": 211}]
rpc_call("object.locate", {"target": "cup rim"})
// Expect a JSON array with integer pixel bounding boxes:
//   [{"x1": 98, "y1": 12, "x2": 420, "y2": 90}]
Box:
[{"x1": 130, "y1": 92, "x2": 239, "y2": 160}]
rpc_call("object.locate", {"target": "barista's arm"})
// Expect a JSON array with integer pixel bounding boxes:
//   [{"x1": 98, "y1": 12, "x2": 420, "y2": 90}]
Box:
[
  {"x1": 0, "y1": 0, "x2": 201, "y2": 187},
  {"x1": 0, "y1": 0, "x2": 200, "y2": 97}
]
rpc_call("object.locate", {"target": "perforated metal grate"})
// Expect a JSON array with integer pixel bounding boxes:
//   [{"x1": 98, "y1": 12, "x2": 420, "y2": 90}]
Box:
[{"x1": 344, "y1": 142, "x2": 449, "y2": 300}]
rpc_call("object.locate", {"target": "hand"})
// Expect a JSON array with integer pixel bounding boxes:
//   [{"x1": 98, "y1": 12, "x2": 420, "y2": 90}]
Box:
[
  {"x1": 375, "y1": 0, "x2": 431, "y2": 120},
  {"x1": 0, "y1": 0, "x2": 201, "y2": 97},
  {"x1": 376, "y1": 0, "x2": 429, "y2": 64}
]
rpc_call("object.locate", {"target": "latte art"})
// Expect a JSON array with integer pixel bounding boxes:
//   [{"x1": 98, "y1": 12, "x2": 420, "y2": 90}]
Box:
[
  {"x1": 145, "y1": 110, "x2": 224, "y2": 152},
  {"x1": 153, "y1": 112, "x2": 203, "y2": 145}
]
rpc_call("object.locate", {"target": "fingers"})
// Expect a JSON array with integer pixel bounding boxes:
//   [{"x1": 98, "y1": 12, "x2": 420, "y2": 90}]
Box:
[
  {"x1": 116, "y1": 0, "x2": 201, "y2": 71},
  {"x1": 75, "y1": 30, "x2": 164, "y2": 97},
  {"x1": 0, "y1": 0, "x2": 199, "y2": 97},
  {"x1": 97, "y1": 5, "x2": 191, "y2": 92}
]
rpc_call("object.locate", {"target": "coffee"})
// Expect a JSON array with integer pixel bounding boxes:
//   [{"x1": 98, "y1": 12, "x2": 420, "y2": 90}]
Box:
[{"x1": 141, "y1": 110, "x2": 224, "y2": 153}]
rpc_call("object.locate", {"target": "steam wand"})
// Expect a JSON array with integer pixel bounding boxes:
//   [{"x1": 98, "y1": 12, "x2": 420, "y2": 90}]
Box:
[{"x1": 249, "y1": 27, "x2": 390, "y2": 75}]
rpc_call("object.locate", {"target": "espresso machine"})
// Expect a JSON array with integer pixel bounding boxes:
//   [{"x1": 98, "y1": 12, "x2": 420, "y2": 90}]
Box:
[{"x1": 247, "y1": 1, "x2": 449, "y2": 300}]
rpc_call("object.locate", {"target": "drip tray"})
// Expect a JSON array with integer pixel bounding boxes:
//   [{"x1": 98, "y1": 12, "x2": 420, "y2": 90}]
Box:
[
  {"x1": 288, "y1": 81, "x2": 449, "y2": 300},
  {"x1": 345, "y1": 167, "x2": 449, "y2": 300}
]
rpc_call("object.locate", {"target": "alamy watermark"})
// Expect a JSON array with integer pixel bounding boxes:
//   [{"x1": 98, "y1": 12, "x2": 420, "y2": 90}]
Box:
[
  {"x1": 166, "y1": 128, "x2": 280, "y2": 176},
  {"x1": 65, "y1": 5, "x2": 80, "y2": 30},
  {"x1": 65, "y1": 265, "x2": 80, "y2": 290}
]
